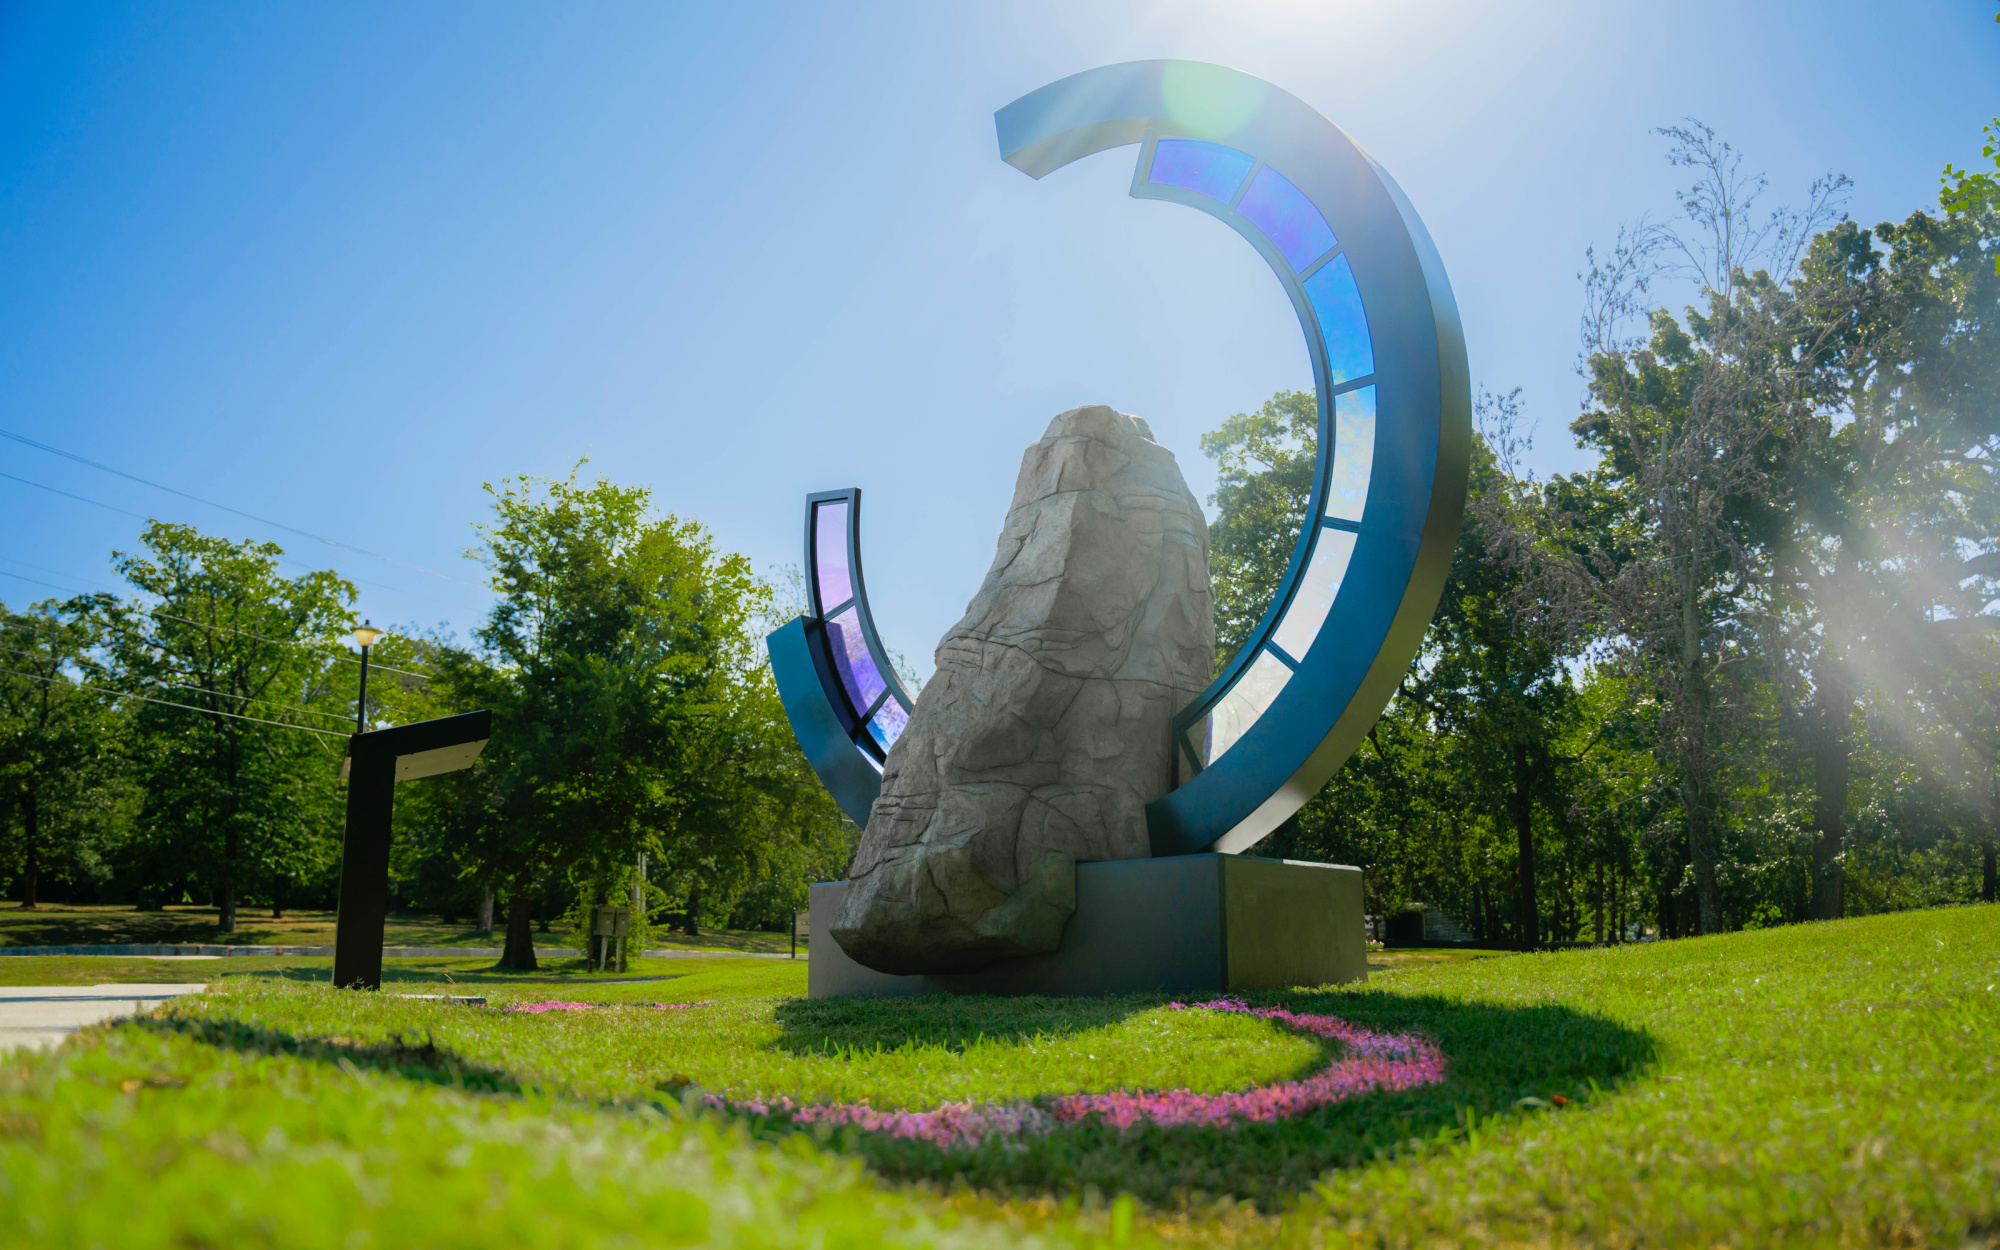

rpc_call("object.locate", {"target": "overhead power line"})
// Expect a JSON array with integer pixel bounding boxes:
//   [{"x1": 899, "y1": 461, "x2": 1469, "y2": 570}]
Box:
[
  {"x1": 0, "y1": 648, "x2": 352, "y2": 728},
  {"x1": 0, "y1": 664, "x2": 350, "y2": 739},
  {"x1": 0, "y1": 471, "x2": 478, "y2": 611},
  {"x1": 0, "y1": 566, "x2": 441, "y2": 682},
  {"x1": 0, "y1": 426, "x2": 484, "y2": 588}
]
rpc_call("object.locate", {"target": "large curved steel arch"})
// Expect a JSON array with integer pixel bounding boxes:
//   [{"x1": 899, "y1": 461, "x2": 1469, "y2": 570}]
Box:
[{"x1": 770, "y1": 60, "x2": 1469, "y2": 856}]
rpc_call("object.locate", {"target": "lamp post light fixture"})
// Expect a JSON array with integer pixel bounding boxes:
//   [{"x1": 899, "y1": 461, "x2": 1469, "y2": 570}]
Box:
[{"x1": 352, "y1": 621, "x2": 384, "y2": 734}]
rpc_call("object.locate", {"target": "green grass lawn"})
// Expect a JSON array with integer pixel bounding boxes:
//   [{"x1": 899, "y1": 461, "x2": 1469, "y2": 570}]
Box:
[
  {"x1": 1, "y1": 904, "x2": 1995, "y2": 1246},
  {"x1": 0, "y1": 901, "x2": 799, "y2": 954}
]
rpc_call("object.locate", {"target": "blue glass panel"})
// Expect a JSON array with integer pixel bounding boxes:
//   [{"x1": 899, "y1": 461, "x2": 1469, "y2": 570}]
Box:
[
  {"x1": 1201, "y1": 649, "x2": 1292, "y2": 766},
  {"x1": 1236, "y1": 165, "x2": 1335, "y2": 272},
  {"x1": 866, "y1": 697, "x2": 910, "y2": 752},
  {"x1": 813, "y1": 501, "x2": 852, "y2": 613},
  {"x1": 1326, "y1": 386, "x2": 1376, "y2": 523},
  {"x1": 1303, "y1": 255, "x2": 1374, "y2": 384},
  {"x1": 1272, "y1": 529, "x2": 1356, "y2": 660},
  {"x1": 1147, "y1": 140, "x2": 1254, "y2": 203},
  {"x1": 825, "y1": 607, "x2": 886, "y2": 714}
]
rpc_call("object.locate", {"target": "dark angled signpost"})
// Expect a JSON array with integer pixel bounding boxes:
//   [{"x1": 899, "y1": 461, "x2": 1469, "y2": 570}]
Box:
[{"x1": 333, "y1": 709, "x2": 493, "y2": 990}]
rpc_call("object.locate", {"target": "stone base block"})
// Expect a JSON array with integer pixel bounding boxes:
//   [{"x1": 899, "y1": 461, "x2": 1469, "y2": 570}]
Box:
[{"x1": 807, "y1": 853, "x2": 1366, "y2": 999}]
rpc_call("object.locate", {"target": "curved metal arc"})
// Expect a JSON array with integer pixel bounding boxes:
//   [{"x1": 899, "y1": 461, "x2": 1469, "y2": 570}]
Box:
[
  {"x1": 996, "y1": 60, "x2": 1471, "y2": 857},
  {"x1": 768, "y1": 487, "x2": 918, "y2": 827}
]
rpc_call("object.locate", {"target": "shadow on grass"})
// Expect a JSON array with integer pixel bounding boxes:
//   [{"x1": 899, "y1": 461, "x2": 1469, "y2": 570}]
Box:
[
  {"x1": 134, "y1": 983, "x2": 1655, "y2": 1212},
  {"x1": 128, "y1": 1014, "x2": 525, "y2": 1095},
  {"x1": 239, "y1": 963, "x2": 687, "y2": 987},
  {"x1": 772, "y1": 987, "x2": 1657, "y2": 1209},
  {"x1": 769, "y1": 993, "x2": 1162, "y2": 1056}
]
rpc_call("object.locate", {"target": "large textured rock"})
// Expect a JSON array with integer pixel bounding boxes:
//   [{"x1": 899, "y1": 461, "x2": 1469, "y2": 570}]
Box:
[{"x1": 830, "y1": 405, "x2": 1215, "y2": 975}]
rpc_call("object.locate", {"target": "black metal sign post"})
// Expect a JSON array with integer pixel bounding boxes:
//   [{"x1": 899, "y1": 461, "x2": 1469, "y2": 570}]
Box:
[{"x1": 333, "y1": 710, "x2": 493, "y2": 990}]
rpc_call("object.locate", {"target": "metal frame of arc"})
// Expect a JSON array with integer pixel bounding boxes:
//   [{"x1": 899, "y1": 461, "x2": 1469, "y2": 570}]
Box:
[
  {"x1": 765, "y1": 488, "x2": 915, "y2": 827},
  {"x1": 769, "y1": 60, "x2": 1470, "y2": 856}
]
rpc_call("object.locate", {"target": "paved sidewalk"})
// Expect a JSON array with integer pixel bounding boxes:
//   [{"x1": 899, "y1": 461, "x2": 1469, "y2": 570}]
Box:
[
  {"x1": 0, "y1": 943, "x2": 793, "y2": 959},
  {"x1": 0, "y1": 984, "x2": 207, "y2": 1054}
]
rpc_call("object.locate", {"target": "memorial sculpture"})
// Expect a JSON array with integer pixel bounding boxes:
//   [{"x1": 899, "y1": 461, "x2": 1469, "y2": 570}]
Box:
[
  {"x1": 830, "y1": 405, "x2": 1215, "y2": 974},
  {"x1": 767, "y1": 60, "x2": 1471, "y2": 996}
]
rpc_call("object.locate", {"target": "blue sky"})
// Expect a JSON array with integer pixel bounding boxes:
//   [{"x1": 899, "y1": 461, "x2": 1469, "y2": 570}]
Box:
[{"x1": 2, "y1": 1, "x2": 1995, "y2": 675}]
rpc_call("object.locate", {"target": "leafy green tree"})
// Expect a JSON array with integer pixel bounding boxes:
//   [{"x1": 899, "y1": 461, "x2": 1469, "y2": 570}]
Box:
[
  {"x1": 1201, "y1": 389, "x2": 1317, "y2": 665},
  {"x1": 1407, "y1": 422, "x2": 1581, "y2": 947},
  {"x1": 1940, "y1": 8, "x2": 2000, "y2": 274},
  {"x1": 1778, "y1": 207, "x2": 2000, "y2": 917},
  {"x1": 457, "y1": 469, "x2": 838, "y2": 967},
  {"x1": 0, "y1": 598, "x2": 128, "y2": 907},
  {"x1": 104, "y1": 524, "x2": 354, "y2": 931},
  {"x1": 1203, "y1": 389, "x2": 1590, "y2": 946},
  {"x1": 1548, "y1": 124, "x2": 1849, "y2": 934}
]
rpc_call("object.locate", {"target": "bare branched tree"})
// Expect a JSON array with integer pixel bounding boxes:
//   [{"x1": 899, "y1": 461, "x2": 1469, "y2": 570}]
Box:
[{"x1": 1522, "y1": 122, "x2": 1852, "y2": 935}]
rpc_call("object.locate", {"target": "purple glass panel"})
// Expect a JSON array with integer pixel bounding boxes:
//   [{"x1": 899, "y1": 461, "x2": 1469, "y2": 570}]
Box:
[
  {"x1": 1147, "y1": 140, "x2": 1255, "y2": 203},
  {"x1": 813, "y1": 500, "x2": 853, "y2": 615},
  {"x1": 825, "y1": 606, "x2": 887, "y2": 714},
  {"x1": 1237, "y1": 165, "x2": 1336, "y2": 272},
  {"x1": 866, "y1": 697, "x2": 910, "y2": 752},
  {"x1": 1303, "y1": 255, "x2": 1374, "y2": 384}
]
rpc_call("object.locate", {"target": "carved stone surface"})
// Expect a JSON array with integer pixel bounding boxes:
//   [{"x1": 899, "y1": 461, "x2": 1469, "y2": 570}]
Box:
[{"x1": 830, "y1": 405, "x2": 1215, "y2": 975}]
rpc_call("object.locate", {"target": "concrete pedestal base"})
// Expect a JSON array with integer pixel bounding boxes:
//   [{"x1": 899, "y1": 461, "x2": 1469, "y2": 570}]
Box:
[{"x1": 808, "y1": 853, "x2": 1366, "y2": 999}]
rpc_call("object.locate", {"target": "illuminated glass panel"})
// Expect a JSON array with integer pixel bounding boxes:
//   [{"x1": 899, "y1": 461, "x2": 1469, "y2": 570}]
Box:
[
  {"x1": 866, "y1": 698, "x2": 910, "y2": 752},
  {"x1": 825, "y1": 607, "x2": 886, "y2": 714},
  {"x1": 1303, "y1": 255, "x2": 1374, "y2": 384},
  {"x1": 1148, "y1": 140, "x2": 1254, "y2": 203},
  {"x1": 1271, "y1": 529, "x2": 1356, "y2": 661},
  {"x1": 1326, "y1": 386, "x2": 1376, "y2": 523},
  {"x1": 1201, "y1": 648, "x2": 1293, "y2": 765},
  {"x1": 813, "y1": 500, "x2": 852, "y2": 613},
  {"x1": 1236, "y1": 165, "x2": 1335, "y2": 272}
]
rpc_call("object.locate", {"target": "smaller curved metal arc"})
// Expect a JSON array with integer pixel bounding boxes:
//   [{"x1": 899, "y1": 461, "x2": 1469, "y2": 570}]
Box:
[{"x1": 768, "y1": 488, "x2": 914, "y2": 827}]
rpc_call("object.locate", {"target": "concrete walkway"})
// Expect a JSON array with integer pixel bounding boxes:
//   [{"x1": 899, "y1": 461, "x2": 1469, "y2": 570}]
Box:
[
  {"x1": 0, "y1": 984, "x2": 207, "y2": 1053},
  {"x1": 0, "y1": 943, "x2": 794, "y2": 959}
]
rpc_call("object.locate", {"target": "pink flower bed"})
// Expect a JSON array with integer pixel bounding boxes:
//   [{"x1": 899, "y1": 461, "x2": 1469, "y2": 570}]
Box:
[
  {"x1": 507, "y1": 1000, "x2": 713, "y2": 1013},
  {"x1": 709, "y1": 998, "x2": 1447, "y2": 1149}
]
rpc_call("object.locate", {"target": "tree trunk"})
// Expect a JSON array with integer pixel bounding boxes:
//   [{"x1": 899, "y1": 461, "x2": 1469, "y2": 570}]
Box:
[
  {"x1": 1682, "y1": 772, "x2": 1721, "y2": 935},
  {"x1": 1809, "y1": 662, "x2": 1851, "y2": 921},
  {"x1": 500, "y1": 894, "x2": 538, "y2": 971},
  {"x1": 19, "y1": 792, "x2": 38, "y2": 909},
  {"x1": 1984, "y1": 840, "x2": 1996, "y2": 904},
  {"x1": 219, "y1": 822, "x2": 239, "y2": 934},
  {"x1": 1512, "y1": 743, "x2": 1537, "y2": 950},
  {"x1": 1593, "y1": 858, "x2": 1605, "y2": 945},
  {"x1": 479, "y1": 886, "x2": 495, "y2": 936},
  {"x1": 681, "y1": 881, "x2": 702, "y2": 938}
]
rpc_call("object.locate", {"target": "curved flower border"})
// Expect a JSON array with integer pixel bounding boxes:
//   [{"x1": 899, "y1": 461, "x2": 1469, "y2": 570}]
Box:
[{"x1": 711, "y1": 998, "x2": 1447, "y2": 1148}]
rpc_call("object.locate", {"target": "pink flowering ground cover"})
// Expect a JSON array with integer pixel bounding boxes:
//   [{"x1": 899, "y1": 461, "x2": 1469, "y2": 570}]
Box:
[{"x1": 707, "y1": 998, "x2": 1447, "y2": 1149}]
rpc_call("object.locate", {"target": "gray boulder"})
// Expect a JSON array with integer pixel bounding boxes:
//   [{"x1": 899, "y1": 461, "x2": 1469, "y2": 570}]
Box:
[{"x1": 830, "y1": 405, "x2": 1215, "y2": 975}]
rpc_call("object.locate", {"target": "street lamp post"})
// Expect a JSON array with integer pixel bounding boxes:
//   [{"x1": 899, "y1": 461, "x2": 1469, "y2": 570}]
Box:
[{"x1": 352, "y1": 621, "x2": 383, "y2": 734}]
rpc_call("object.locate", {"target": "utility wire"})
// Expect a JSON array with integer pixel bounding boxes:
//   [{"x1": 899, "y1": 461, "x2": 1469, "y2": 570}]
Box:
[
  {"x1": 0, "y1": 426, "x2": 484, "y2": 588},
  {"x1": 0, "y1": 467, "x2": 482, "y2": 610},
  {"x1": 0, "y1": 665, "x2": 351, "y2": 739},
  {"x1": 0, "y1": 566, "x2": 441, "y2": 682},
  {"x1": 137, "y1": 608, "x2": 441, "y2": 681},
  {"x1": 0, "y1": 645, "x2": 353, "y2": 726},
  {"x1": 0, "y1": 469, "x2": 147, "y2": 519}
]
